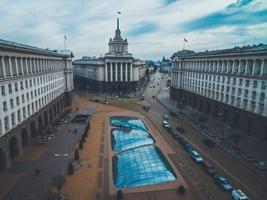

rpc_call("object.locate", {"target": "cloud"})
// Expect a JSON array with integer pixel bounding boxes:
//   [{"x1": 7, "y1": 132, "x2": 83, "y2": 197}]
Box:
[
  {"x1": 127, "y1": 23, "x2": 158, "y2": 36},
  {"x1": 0, "y1": 0, "x2": 266, "y2": 60}
]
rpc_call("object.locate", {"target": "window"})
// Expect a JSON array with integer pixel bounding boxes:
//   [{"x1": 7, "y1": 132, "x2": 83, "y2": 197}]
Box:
[
  {"x1": 253, "y1": 80, "x2": 258, "y2": 88},
  {"x1": 1, "y1": 85, "x2": 5, "y2": 96},
  {"x1": 23, "y1": 107, "x2": 26, "y2": 119},
  {"x1": 3, "y1": 101, "x2": 7, "y2": 111},
  {"x1": 11, "y1": 113, "x2": 15, "y2": 127},
  {"x1": 244, "y1": 90, "x2": 248, "y2": 97},
  {"x1": 17, "y1": 110, "x2": 21, "y2": 122},
  {"x1": 10, "y1": 98, "x2": 14, "y2": 109},
  {"x1": 262, "y1": 81, "x2": 266, "y2": 89},
  {"x1": 25, "y1": 80, "x2": 28, "y2": 88},
  {"x1": 15, "y1": 82, "x2": 18, "y2": 91},
  {"x1": 239, "y1": 79, "x2": 243, "y2": 86},
  {"x1": 20, "y1": 81, "x2": 24, "y2": 90},
  {"x1": 22, "y1": 94, "x2": 25, "y2": 103},
  {"x1": 16, "y1": 96, "x2": 20, "y2": 105},
  {"x1": 233, "y1": 78, "x2": 236, "y2": 85},
  {"x1": 4, "y1": 116, "x2": 9, "y2": 131},
  {"x1": 245, "y1": 80, "x2": 250, "y2": 87},
  {"x1": 8, "y1": 84, "x2": 12, "y2": 93}
]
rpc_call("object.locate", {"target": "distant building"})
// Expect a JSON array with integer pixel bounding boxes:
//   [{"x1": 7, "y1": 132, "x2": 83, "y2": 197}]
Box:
[
  {"x1": 171, "y1": 44, "x2": 267, "y2": 137},
  {"x1": 0, "y1": 39, "x2": 74, "y2": 168},
  {"x1": 73, "y1": 18, "x2": 146, "y2": 94}
]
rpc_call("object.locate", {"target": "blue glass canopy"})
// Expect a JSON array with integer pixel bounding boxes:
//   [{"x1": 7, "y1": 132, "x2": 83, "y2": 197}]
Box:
[
  {"x1": 113, "y1": 145, "x2": 176, "y2": 189},
  {"x1": 112, "y1": 129, "x2": 154, "y2": 151},
  {"x1": 110, "y1": 116, "x2": 148, "y2": 131}
]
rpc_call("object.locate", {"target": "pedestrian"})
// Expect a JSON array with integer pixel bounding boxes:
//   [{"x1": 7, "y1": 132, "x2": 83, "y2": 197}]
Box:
[{"x1": 35, "y1": 169, "x2": 40, "y2": 176}]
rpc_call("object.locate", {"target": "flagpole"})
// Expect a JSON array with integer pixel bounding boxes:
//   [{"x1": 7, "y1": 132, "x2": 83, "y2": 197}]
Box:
[
  {"x1": 64, "y1": 35, "x2": 67, "y2": 50},
  {"x1": 183, "y1": 40, "x2": 185, "y2": 50}
]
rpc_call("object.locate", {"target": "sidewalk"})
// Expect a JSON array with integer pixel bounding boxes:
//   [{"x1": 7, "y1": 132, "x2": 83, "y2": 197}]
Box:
[{"x1": 157, "y1": 87, "x2": 267, "y2": 167}]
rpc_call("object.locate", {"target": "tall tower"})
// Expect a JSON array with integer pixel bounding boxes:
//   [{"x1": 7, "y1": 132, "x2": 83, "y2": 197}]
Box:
[{"x1": 108, "y1": 17, "x2": 129, "y2": 54}]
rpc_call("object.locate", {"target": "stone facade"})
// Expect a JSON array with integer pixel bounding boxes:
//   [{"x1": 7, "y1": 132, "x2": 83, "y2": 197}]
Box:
[
  {"x1": 73, "y1": 18, "x2": 147, "y2": 94},
  {"x1": 0, "y1": 39, "x2": 74, "y2": 169},
  {"x1": 170, "y1": 45, "x2": 267, "y2": 138}
]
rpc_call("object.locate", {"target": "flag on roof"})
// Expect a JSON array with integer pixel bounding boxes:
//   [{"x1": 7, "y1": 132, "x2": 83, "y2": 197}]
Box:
[
  {"x1": 184, "y1": 38, "x2": 188, "y2": 42},
  {"x1": 118, "y1": 11, "x2": 121, "y2": 14}
]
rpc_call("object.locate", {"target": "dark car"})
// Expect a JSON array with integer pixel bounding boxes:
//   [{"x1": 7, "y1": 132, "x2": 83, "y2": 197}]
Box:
[
  {"x1": 183, "y1": 143, "x2": 194, "y2": 153},
  {"x1": 203, "y1": 138, "x2": 215, "y2": 148},
  {"x1": 169, "y1": 111, "x2": 177, "y2": 117},
  {"x1": 201, "y1": 160, "x2": 216, "y2": 175},
  {"x1": 214, "y1": 175, "x2": 233, "y2": 191}
]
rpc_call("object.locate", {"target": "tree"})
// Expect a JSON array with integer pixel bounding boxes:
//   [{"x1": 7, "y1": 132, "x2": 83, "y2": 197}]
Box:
[
  {"x1": 52, "y1": 174, "x2": 66, "y2": 198},
  {"x1": 116, "y1": 190, "x2": 123, "y2": 200},
  {"x1": 74, "y1": 149, "x2": 80, "y2": 161},
  {"x1": 68, "y1": 162, "x2": 74, "y2": 175},
  {"x1": 177, "y1": 185, "x2": 186, "y2": 195},
  {"x1": 79, "y1": 140, "x2": 83, "y2": 149}
]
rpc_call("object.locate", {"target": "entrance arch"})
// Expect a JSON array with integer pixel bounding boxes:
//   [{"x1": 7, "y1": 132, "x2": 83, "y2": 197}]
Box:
[
  {"x1": 9, "y1": 137, "x2": 19, "y2": 159},
  {"x1": 44, "y1": 111, "x2": 49, "y2": 127},
  {"x1": 21, "y1": 128, "x2": 29, "y2": 149},
  {"x1": 0, "y1": 148, "x2": 6, "y2": 169},
  {"x1": 31, "y1": 121, "x2": 37, "y2": 138},
  {"x1": 38, "y1": 116, "x2": 43, "y2": 133}
]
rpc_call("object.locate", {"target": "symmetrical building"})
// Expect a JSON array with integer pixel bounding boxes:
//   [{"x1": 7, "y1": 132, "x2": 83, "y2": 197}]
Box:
[
  {"x1": 0, "y1": 39, "x2": 74, "y2": 169},
  {"x1": 73, "y1": 18, "x2": 147, "y2": 93},
  {"x1": 170, "y1": 44, "x2": 267, "y2": 137}
]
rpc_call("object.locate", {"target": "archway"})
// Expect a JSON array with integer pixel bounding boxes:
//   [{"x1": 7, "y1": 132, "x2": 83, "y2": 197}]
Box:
[
  {"x1": 21, "y1": 128, "x2": 29, "y2": 149},
  {"x1": 9, "y1": 137, "x2": 19, "y2": 159},
  {"x1": 49, "y1": 107, "x2": 53, "y2": 122},
  {"x1": 44, "y1": 111, "x2": 49, "y2": 127},
  {"x1": 57, "y1": 101, "x2": 60, "y2": 114},
  {"x1": 38, "y1": 116, "x2": 43, "y2": 133},
  {"x1": 0, "y1": 148, "x2": 6, "y2": 170},
  {"x1": 30, "y1": 121, "x2": 37, "y2": 138}
]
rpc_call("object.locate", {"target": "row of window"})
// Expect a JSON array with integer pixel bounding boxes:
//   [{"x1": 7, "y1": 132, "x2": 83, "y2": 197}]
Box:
[
  {"x1": 1, "y1": 74, "x2": 63, "y2": 96},
  {"x1": 0, "y1": 87, "x2": 65, "y2": 134},
  {"x1": 0, "y1": 56, "x2": 68, "y2": 78}
]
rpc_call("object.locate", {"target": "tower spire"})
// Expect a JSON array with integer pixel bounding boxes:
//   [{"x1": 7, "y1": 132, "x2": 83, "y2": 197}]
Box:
[{"x1": 117, "y1": 18, "x2": 119, "y2": 30}]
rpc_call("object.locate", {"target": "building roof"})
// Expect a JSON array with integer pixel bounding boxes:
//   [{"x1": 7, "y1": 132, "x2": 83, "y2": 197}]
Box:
[
  {"x1": 0, "y1": 38, "x2": 72, "y2": 57},
  {"x1": 73, "y1": 57, "x2": 104, "y2": 65},
  {"x1": 172, "y1": 44, "x2": 267, "y2": 59}
]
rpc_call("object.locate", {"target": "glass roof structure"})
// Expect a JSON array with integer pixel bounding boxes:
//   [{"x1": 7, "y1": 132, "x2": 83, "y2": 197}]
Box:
[
  {"x1": 111, "y1": 116, "x2": 148, "y2": 131},
  {"x1": 112, "y1": 129, "x2": 154, "y2": 151},
  {"x1": 113, "y1": 145, "x2": 176, "y2": 189}
]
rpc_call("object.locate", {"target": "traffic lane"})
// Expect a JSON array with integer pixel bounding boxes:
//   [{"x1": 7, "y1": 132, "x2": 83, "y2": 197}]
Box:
[
  {"x1": 144, "y1": 109, "x2": 230, "y2": 200},
  {"x1": 147, "y1": 98, "x2": 263, "y2": 200},
  {"x1": 167, "y1": 115, "x2": 266, "y2": 200}
]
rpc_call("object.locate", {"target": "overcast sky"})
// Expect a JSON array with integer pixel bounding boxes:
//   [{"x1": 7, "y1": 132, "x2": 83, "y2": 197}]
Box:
[{"x1": 0, "y1": 0, "x2": 266, "y2": 60}]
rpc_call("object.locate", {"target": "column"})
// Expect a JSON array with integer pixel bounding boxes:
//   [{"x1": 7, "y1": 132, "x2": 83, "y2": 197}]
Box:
[
  {"x1": 244, "y1": 60, "x2": 248, "y2": 74},
  {"x1": 110, "y1": 63, "x2": 113, "y2": 82},
  {"x1": 120, "y1": 63, "x2": 123, "y2": 81},
  {"x1": 105, "y1": 63, "x2": 108, "y2": 81},
  {"x1": 260, "y1": 59, "x2": 264, "y2": 75},
  {"x1": 1, "y1": 57, "x2": 6, "y2": 77},
  {"x1": 15, "y1": 57, "x2": 19, "y2": 75},
  {"x1": 8, "y1": 57, "x2": 13, "y2": 76},
  {"x1": 130, "y1": 63, "x2": 133, "y2": 82},
  {"x1": 238, "y1": 59, "x2": 241, "y2": 74},
  {"x1": 252, "y1": 59, "x2": 256, "y2": 75},
  {"x1": 125, "y1": 63, "x2": 128, "y2": 81},
  {"x1": 115, "y1": 62, "x2": 118, "y2": 81}
]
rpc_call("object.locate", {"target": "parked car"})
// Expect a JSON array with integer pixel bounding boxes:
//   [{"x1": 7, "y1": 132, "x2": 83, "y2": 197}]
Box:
[
  {"x1": 214, "y1": 175, "x2": 232, "y2": 191},
  {"x1": 162, "y1": 114, "x2": 169, "y2": 120},
  {"x1": 169, "y1": 111, "x2": 177, "y2": 117},
  {"x1": 90, "y1": 96, "x2": 96, "y2": 101},
  {"x1": 184, "y1": 143, "x2": 194, "y2": 153},
  {"x1": 191, "y1": 150, "x2": 203, "y2": 162},
  {"x1": 201, "y1": 160, "x2": 216, "y2": 175},
  {"x1": 232, "y1": 189, "x2": 249, "y2": 200},
  {"x1": 162, "y1": 120, "x2": 170, "y2": 128},
  {"x1": 208, "y1": 132, "x2": 218, "y2": 137},
  {"x1": 203, "y1": 138, "x2": 215, "y2": 148},
  {"x1": 172, "y1": 133, "x2": 181, "y2": 140}
]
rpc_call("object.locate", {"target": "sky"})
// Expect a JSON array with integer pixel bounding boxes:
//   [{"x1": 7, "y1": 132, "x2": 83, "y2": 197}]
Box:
[{"x1": 0, "y1": 0, "x2": 266, "y2": 60}]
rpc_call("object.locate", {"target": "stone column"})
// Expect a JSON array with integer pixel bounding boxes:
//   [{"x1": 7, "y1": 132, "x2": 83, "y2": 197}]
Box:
[
  {"x1": 130, "y1": 63, "x2": 133, "y2": 82},
  {"x1": 105, "y1": 62, "x2": 108, "y2": 81},
  {"x1": 1, "y1": 57, "x2": 6, "y2": 77},
  {"x1": 244, "y1": 60, "x2": 248, "y2": 75},
  {"x1": 237, "y1": 59, "x2": 241, "y2": 74},
  {"x1": 125, "y1": 63, "x2": 128, "y2": 82},
  {"x1": 252, "y1": 59, "x2": 256, "y2": 75},
  {"x1": 110, "y1": 63, "x2": 113, "y2": 82},
  {"x1": 7, "y1": 57, "x2": 13, "y2": 76},
  {"x1": 115, "y1": 62, "x2": 118, "y2": 81},
  {"x1": 14, "y1": 57, "x2": 19, "y2": 75},
  {"x1": 260, "y1": 59, "x2": 264, "y2": 75},
  {"x1": 120, "y1": 63, "x2": 123, "y2": 81}
]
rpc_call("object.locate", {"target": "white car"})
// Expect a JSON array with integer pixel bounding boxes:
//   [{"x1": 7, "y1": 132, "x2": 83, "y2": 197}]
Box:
[
  {"x1": 162, "y1": 120, "x2": 170, "y2": 128},
  {"x1": 232, "y1": 189, "x2": 249, "y2": 200},
  {"x1": 162, "y1": 114, "x2": 169, "y2": 120},
  {"x1": 191, "y1": 150, "x2": 203, "y2": 162}
]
